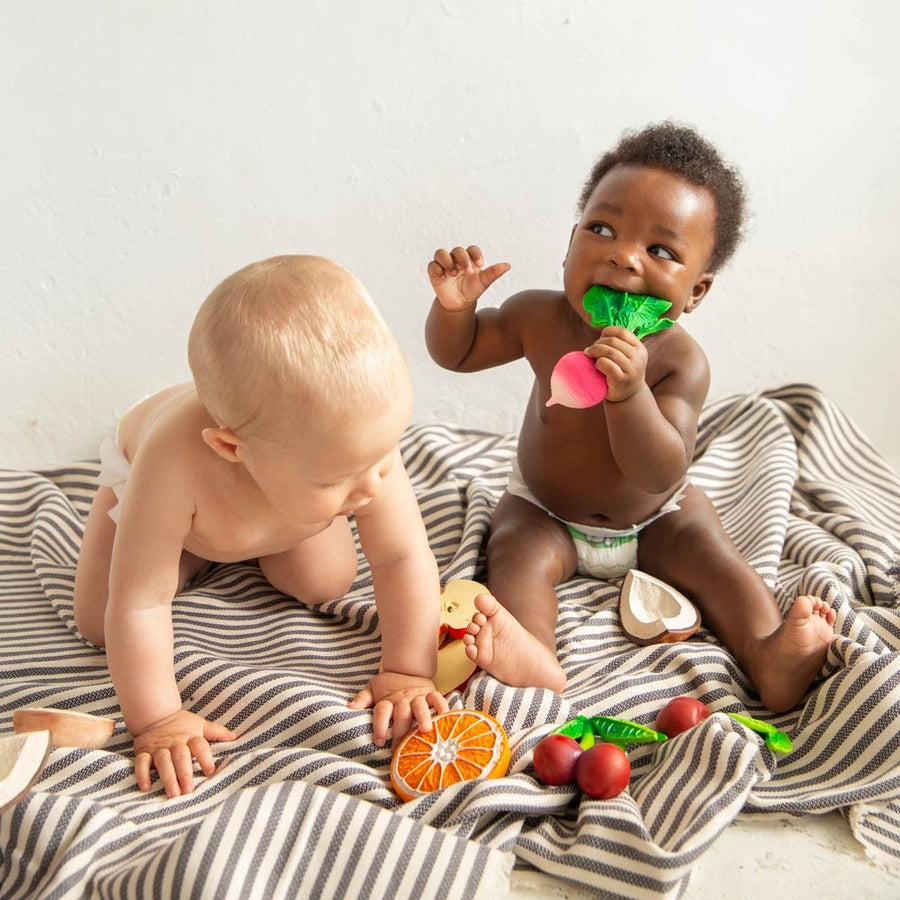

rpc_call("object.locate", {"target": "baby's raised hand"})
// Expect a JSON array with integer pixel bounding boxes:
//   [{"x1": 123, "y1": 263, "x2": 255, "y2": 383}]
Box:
[
  {"x1": 349, "y1": 671, "x2": 449, "y2": 746},
  {"x1": 585, "y1": 326, "x2": 649, "y2": 402},
  {"x1": 132, "y1": 709, "x2": 236, "y2": 798},
  {"x1": 428, "y1": 245, "x2": 510, "y2": 311}
]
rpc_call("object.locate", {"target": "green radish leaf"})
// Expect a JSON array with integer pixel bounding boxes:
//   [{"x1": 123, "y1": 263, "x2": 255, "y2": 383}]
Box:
[
  {"x1": 582, "y1": 285, "x2": 674, "y2": 339},
  {"x1": 727, "y1": 712, "x2": 793, "y2": 754},
  {"x1": 589, "y1": 715, "x2": 668, "y2": 747},
  {"x1": 553, "y1": 716, "x2": 590, "y2": 740}
]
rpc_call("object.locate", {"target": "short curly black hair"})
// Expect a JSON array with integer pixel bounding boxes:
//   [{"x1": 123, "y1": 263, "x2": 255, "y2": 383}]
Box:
[{"x1": 577, "y1": 122, "x2": 746, "y2": 272}]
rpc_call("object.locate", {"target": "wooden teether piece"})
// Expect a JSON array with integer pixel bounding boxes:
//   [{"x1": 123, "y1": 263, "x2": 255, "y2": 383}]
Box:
[
  {"x1": 13, "y1": 708, "x2": 115, "y2": 749},
  {"x1": 0, "y1": 730, "x2": 51, "y2": 813}
]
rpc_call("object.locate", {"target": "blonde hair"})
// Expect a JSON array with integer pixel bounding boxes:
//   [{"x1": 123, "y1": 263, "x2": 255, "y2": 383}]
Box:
[{"x1": 188, "y1": 255, "x2": 407, "y2": 437}]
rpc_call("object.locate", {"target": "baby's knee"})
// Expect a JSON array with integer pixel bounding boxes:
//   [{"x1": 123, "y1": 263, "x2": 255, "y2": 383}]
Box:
[
  {"x1": 261, "y1": 553, "x2": 357, "y2": 605},
  {"x1": 641, "y1": 513, "x2": 735, "y2": 575},
  {"x1": 487, "y1": 519, "x2": 571, "y2": 582},
  {"x1": 298, "y1": 566, "x2": 357, "y2": 605},
  {"x1": 72, "y1": 597, "x2": 106, "y2": 647},
  {"x1": 666, "y1": 495, "x2": 735, "y2": 547}
]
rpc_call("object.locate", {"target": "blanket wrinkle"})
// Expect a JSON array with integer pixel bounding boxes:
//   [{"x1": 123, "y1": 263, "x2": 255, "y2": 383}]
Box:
[{"x1": 2, "y1": 384, "x2": 900, "y2": 898}]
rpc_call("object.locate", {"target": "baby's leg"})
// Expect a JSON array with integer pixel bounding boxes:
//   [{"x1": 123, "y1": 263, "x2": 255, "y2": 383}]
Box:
[
  {"x1": 74, "y1": 486, "x2": 207, "y2": 645},
  {"x1": 639, "y1": 484, "x2": 835, "y2": 712},
  {"x1": 463, "y1": 493, "x2": 574, "y2": 693},
  {"x1": 259, "y1": 517, "x2": 358, "y2": 605},
  {"x1": 74, "y1": 486, "x2": 118, "y2": 645}
]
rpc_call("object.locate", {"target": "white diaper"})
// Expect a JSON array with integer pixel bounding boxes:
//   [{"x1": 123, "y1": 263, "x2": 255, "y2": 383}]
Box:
[
  {"x1": 505, "y1": 458, "x2": 686, "y2": 580},
  {"x1": 563, "y1": 526, "x2": 641, "y2": 580},
  {"x1": 97, "y1": 434, "x2": 131, "y2": 524}
]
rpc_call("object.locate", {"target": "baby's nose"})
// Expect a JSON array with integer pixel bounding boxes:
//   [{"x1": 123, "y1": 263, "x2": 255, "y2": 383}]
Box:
[
  {"x1": 351, "y1": 468, "x2": 383, "y2": 500},
  {"x1": 608, "y1": 243, "x2": 641, "y2": 271}
]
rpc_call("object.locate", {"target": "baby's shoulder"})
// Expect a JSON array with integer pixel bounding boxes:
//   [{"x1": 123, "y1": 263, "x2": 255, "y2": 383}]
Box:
[
  {"x1": 122, "y1": 385, "x2": 209, "y2": 476},
  {"x1": 502, "y1": 287, "x2": 565, "y2": 309},
  {"x1": 657, "y1": 322, "x2": 705, "y2": 359},
  {"x1": 499, "y1": 288, "x2": 568, "y2": 327},
  {"x1": 647, "y1": 325, "x2": 709, "y2": 388}
]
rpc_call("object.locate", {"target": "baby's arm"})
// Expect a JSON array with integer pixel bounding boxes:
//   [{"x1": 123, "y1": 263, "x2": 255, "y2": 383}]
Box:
[
  {"x1": 425, "y1": 245, "x2": 520, "y2": 371},
  {"x1": 349, "y1": 451, "x2": 448, "y2": 745},
  {"x1": 587, "y1": 327, "x2": 709, "y2": 491},
  {"x1": 105, "y1": 451, "x2": 235, "y2": 796}
]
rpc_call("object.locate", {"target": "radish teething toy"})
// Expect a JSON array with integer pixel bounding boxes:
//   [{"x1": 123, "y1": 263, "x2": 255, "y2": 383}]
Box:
[
  {"x1": 547, "y1": 351, "x2": 608, "y2": 408},
  {"x1": 547, "y1": 286, "x2": 675, "y2": 409}
]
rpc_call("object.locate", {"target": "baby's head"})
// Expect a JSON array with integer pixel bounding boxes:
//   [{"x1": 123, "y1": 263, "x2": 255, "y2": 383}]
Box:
[
  {"x1": 577, "y1": 122, "x2": 746, "y2": 273},
  {"x1": 188, "y1": 255, "x2": 410, "y2": 442}
]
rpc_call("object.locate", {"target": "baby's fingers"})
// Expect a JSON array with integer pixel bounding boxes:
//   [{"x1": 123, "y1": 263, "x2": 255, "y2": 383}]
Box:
[
  {"x1": 372, "y1": 699, "x2": 402, "y2": 747},
  {"x1": 348, "y1": 685, "x2": 375, "y2": 710},
  {"x1": 428, "y1": 691, "x2": 450, "y2": 717},
  {"x1": 409, "y1": 695, "x2": 434, "y2": 735},
  {"x1": 429, "y1": 246, "x2": 472, "y2": 281},
  {"x1": 449, "y1": 244, "x2": 482, "y2": 274},
  {"x1": 170, "y1": 743, "x2": 197, "y2": 795},
  {"x1": 134, "y1": 749, "x2": 154, "y2": 793},
  {"x1": 479, "y1": 261, "x2": 511, "y2": 291},
  {"x1": 188, "y1": 736, "x2": 218, "y2": 778},
  {"x1": 391, "y1": 704, "x2": 416, "y2": 744},
  {"x1": 150, "y1": 748, "x2": 181, "y2": 798},
  {"x1": 430, "y1": 245, "x2": 483, "y2": 278},
  {"x1": 428, "y1": 254, "x2": 453, "y2": 283},
  {"x1": 202, "y1": 720, "x2": 237, "y2": 743}
]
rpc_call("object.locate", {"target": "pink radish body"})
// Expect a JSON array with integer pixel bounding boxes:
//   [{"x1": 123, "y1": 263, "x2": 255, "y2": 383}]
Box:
[{"x1": 546, "y1": 351, "x2": 608, "y2": 408}]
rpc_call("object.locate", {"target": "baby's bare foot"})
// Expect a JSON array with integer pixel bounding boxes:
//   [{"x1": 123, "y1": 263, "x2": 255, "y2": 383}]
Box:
[
  {"x1": 752, "y1": 595, "x2": 835, "y2": 712},
  {"x1": 463, "y1": 593, "x2": 566, "y2": 693}
]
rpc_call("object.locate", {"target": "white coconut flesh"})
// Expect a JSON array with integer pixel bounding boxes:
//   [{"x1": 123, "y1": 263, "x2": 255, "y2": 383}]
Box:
[
  {"x1": 0, "y1": 730, "x2": 51, "y2": 813},
  {"x1": 619, "y1": 569, "x2": 701, "y2": 643}
]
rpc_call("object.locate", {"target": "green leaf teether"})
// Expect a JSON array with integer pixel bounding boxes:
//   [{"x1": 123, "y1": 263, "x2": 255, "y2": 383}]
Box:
[{"x1": 582, "y1": 285, "x2": 674, "y2": 339}]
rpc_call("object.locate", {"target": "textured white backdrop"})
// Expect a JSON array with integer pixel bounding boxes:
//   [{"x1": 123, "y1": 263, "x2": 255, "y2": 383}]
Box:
[{"x1": 2, "y1": 0, "x2": 898, "y2": 469}]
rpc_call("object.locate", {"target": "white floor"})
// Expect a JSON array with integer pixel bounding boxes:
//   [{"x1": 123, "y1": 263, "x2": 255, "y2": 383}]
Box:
[{"x1": 507, "y1": 811, "x2": 900, "y2": 898}]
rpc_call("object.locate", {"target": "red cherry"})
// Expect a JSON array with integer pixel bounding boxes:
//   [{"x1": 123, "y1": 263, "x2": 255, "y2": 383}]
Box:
[
  {"x1": 574, "y1": 743, "x2": 631, "y2": 799},
  {"x1": 655, "y1": 696, "x2": 711, "y2": 737},
  {"x1": 533, "y1": 733, "x2": 583, "y2": 786}
]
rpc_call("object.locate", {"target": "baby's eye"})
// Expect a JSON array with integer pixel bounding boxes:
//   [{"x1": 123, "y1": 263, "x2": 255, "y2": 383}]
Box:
[
  {"x1": 589, "y1": 223, "x2": 614, "y2": 237},
  {"x1": 315, "y1": 479, "x2": 347, "y2": 489},
  {"x1": 649, "y1": 245, "x2": 676, "y2": 261}
]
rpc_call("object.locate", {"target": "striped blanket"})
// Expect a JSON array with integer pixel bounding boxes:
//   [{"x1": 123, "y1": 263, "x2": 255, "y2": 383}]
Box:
[{"x1": 2, "y1": 384, "x2": 899, "y2": 899}]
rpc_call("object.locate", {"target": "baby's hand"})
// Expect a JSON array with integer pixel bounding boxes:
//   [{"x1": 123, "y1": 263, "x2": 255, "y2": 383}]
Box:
[
  {"x1": 349, "y1": 671, "x2": 449, "y2": 746},
  {"x1": 428, "y1": 245, "x2": 510, "y2": 312},
  {"x1": 132, "y1": 709, "x2": 237, "y2": 798},
  {"x1": 585, "y1": 326, "x2": 648, "y2": 402}
]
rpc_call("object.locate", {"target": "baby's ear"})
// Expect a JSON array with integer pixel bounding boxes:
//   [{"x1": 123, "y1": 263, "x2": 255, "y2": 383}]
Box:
[
  {"x1": 201, "y1": 427, "x2": 243, "y2": 463},
  {"x1": 686, "y1": 273, "x2": 714, "y2": 313}
]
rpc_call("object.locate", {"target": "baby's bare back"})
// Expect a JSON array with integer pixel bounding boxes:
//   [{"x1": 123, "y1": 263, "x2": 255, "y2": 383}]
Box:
[
  {"x1": 514, "y1": 295, "x2": 698, "y2": 529},
  {"x1": 118, "y1": 385, "x2": 323, "y2": 562}
]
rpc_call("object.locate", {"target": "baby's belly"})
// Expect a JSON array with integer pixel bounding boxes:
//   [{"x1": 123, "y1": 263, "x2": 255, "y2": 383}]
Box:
[
  {"x1": 527, "y1": 474, "x2": 669, "y2": 529},
  {"x1": 183, "y1": 519, "x2": 330, "y2": 562},
  {"x1": 516, "y1": 442, "x2": 675, "y2": 530}
]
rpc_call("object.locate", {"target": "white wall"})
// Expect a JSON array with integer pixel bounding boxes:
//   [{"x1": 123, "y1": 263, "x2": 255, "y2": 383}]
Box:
[{"x1": 3, "y1": 0, "x2": 899, "y2": 471}]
